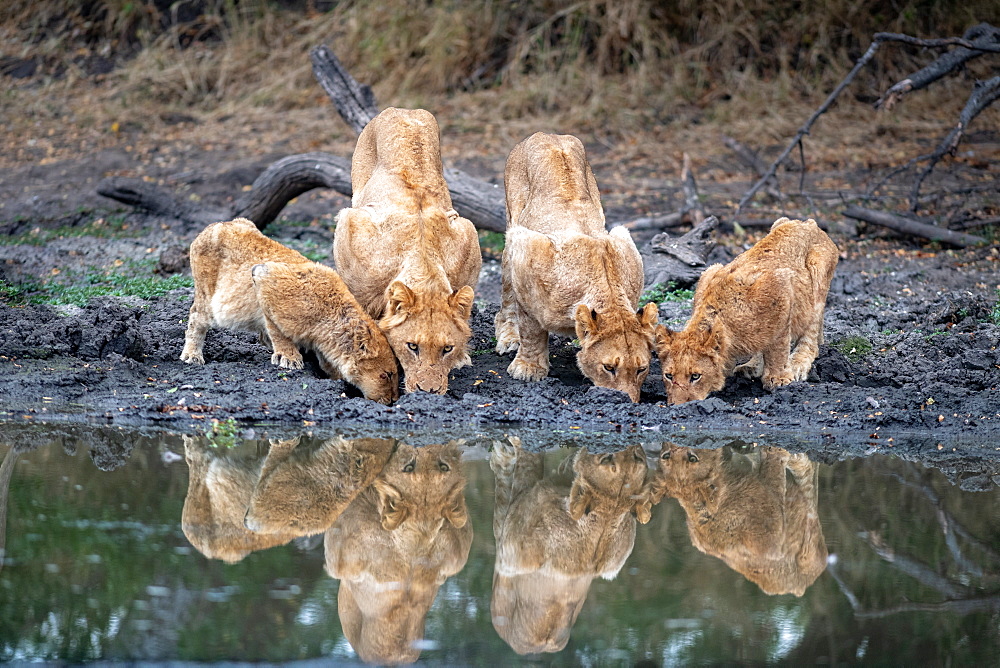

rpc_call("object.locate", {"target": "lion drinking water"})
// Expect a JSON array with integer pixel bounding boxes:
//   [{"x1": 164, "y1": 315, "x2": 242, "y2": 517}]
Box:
[
  {"x1": 655, "y1": 217, "x2": 838, "y2": 404},
  {"x1": 495, "y1": 132, "x2": 658, "y2": 402},
  {"x1": 333, "y1": 108, "x2": 481, "y2": 394},
  {"x1": 180, "y1": 218, "x2": 399, "y2": 404}
]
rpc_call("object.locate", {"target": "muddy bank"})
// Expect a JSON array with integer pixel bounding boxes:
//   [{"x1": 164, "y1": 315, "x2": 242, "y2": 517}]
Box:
[{"x1": 1, "y1": 248, "x2": 998, "y2": 456}]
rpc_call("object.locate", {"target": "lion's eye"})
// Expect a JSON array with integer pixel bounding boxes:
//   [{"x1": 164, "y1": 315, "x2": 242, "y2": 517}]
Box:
[
  {"x1": 603, "y1": 364, "x2": 616, "y2": 375},
  {"x1": 664, "y1": 373, "x2": 673, "y2": 381},
  {"x1": 442, "y1": 345, "x2": 454, "y2": 354},
  {"x1": 687, "y1": 452, "x2": 699, "y2": 463},
  {"x1": 660, "y1": 449, "x2": 671, "y2": 460},
  {"x1": 406, "y1": 342, "x2": 419, "y2": 353},
  {"x1": 402, "y1": 460, "x2": 415, "y2": 473},
  {"x1": 636, "y1": 366, "x2": 647, "y2": 375},
  {"x1": 600, "y1": 453, "x2": 615, "y2": 466},
  {"x1": 690, "y1": 373, "x2": 702, "y2": 382},
  {"x1": 438, "y1": 461, "x2": 450, "y2": 472}
]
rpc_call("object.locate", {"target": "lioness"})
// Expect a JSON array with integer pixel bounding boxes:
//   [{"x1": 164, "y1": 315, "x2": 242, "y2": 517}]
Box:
[
  {"x1": 650, "y1": 443, "x2": 827, "y2": 596},
  {"x1": 655, "y1": 217, "x2": 838, "y2": 404},
  {"x1": 324, "y1": 441, "x2": 472, "y2": 664},
  {"x1": 495, "y1": 132, "x2": 658, "y2": 402},
  {"x1": 242, "y1": 435, "x2": 395, "y2": 536},
  {"x1": 180, "y1": 218, "x2": 399, "y2": 404},
  {"x1": 490, "y1": 438, "x2": 650, "y2": 654},
  {"x1": 333, "y1": 108, "x2": 481, "y2": 394},
  {"x1": 181, "y1": 436, "x2": 299, "y2": 563}
]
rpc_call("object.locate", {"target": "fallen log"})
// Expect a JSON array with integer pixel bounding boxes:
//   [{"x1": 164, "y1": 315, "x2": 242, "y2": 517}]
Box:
[
  {"x1": 842, "y1": 205, "x2": 987, "y2": 247},
  {"x1": 640, "y1": 216, "x2": 719, "y2": 289}
]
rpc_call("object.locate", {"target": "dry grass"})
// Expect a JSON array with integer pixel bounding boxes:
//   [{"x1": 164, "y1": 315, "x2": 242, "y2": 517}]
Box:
[{"x1": 1, "y1": 0, "x2": 998, "y2": 171}]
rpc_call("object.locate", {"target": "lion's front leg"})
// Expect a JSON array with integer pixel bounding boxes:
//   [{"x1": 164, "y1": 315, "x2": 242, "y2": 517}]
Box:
[
  {"x1": 760, "y1": 329, "x2": 794, "y2": 390},
  {"x1": 507, "y1": 308, "x2": 549, "y2": 382},
  {"x1": 261, "y1": 312, "x2": 303, "y2": 370},
  {"x1": 494, "y1": 248, "x2": 520, "y2": 354}
]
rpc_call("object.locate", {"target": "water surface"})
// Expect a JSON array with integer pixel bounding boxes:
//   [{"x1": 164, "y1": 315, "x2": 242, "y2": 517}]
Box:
[{"x1": 1, "y1": 426, "x2": 998, "y2": 665}]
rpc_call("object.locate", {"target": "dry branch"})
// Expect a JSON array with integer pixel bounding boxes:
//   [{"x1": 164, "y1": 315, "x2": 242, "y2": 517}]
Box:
[
  {"x1": 680, "y1": 153, "x2": 705, "y2": 224},
  {"x1": 842, "y1": 205, "x2": 987, "y2": 247},
  {"x1": 877, "y1": 23, "x2": 1000, "y2": 110},
  {"x1": 738, "y1": 23, "x2": 1000, "y2": 220},
  {"x1": 909, "y1": 75, "x2": 1000, "y2": 210}
]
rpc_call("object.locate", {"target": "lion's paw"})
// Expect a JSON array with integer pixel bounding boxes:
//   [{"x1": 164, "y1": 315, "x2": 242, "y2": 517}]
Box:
[
  {"x1": 180, "y1": 352, "x2": 205, "y2": 365},
  {"x1": 734, "y1": 353, "x2": 764, "y2": 379},
  {"x1": 272, "y1": 351, "x2": 304, "y2": 370},
  {"x1": 508, "y1": 357, "x2": 548, "y2": 382},
  {"x1": 762, "y1": 372, "x2": 794, "y2": 390}
]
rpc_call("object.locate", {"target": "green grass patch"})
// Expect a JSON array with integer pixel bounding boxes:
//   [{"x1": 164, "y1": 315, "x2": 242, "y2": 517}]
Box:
[
  {"x1": 0, "y1": 214, "x2": 136, "y2": 246},
  {"x1": 8, "y1": 260, "x2": 193, "y2": 307},
  {"x1": 640, "y1": 281, "x2": 694, "y2": 304},
  {"x1": 478, "y1": 230, "x2": 505, "y2": 254},
  {"x1": 989, "y1": 289, "x2": 1000, "y2": 326},
  {"x1": 832, "y1": 335, "x2": 873, "y2": 362}
]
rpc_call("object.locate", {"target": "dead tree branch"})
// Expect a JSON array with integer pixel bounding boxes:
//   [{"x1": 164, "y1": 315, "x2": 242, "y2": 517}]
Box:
[
  {"x1": 309, "y1": 45, "x2": 377, "y2": 133},
  {"x1": 843, "y1": 205, "x2": 987, "y2": 247},
  {"x1": 639, "y1": 215, "x2": 719, "y2": 289},
  {"x1": 738, "y1": 23, "x2": 1000, "y2": 221},
  {"x1": 909, "y1": 75, "x2": 1000, "y2": 210},
  {"x1": 877, "y1": 23, "x2": 1000, "y2": 110},
  {"x1": 680, "y1": 153, "x2": 705, "y2": 224},
  {"x1": 736, "y1": 39, "x2": 882, "y2": 217}
]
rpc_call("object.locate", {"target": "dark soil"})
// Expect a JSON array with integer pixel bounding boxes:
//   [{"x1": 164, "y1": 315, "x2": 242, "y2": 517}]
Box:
[{"x1": 1, "y1": 131, "x2": 999, "y2": 479}]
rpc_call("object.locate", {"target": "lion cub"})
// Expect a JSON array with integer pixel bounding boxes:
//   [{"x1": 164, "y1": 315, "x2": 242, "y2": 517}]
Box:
[
  {"x1": 333, "y1": 108, "x2": 481, "y2": 394},
  {"x1": 650, "y1": 443, "x2": 827, "y2": 596},
  {"x1": 655, "y1": 217, "x2": 838, "y2": 404},
  {"x1": 180, "y1": 218, "x2": 399, "y2": 404},
  {"x1": 495, "y1": 132, "x2": 658, "y2": 402}
]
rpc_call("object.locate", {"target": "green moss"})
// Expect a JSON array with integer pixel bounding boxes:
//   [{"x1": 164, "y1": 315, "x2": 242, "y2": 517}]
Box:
[
  {"x1": 640, "y1": 281, "x2": 694, "y2": 304},
  {"x1": 832, "y1": 335, "x2": 873, "y2": 361}
]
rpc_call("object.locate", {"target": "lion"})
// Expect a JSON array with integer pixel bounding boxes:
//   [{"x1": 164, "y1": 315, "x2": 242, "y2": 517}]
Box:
[
  {"x1": 180, "y1": 218, "x2": 399, "y2": 404},
  {"x1": 494, "y1": 132, "x2": 658, "y2": 402},
  {"x1": 323, "y1": 441, "x2": 473, "y2": 664},
  {"x1": 649, "y1": 443, "x2": 827, "y2": 596},
  {"x1": 242, "y1": 435, "x2": 396, "y2": 536},
  {"x1": 181, "y1": 435, "x2": 300, "y2": 563},
  {"x1": 333, "y1": 108, "x2": 481, "y2": 394},
  {"x1": 655, "y1": 217, "x2": 838, "y2": 404},
  {"x1": 490, "y1": 437, "x2": 651, "y2": 654}
]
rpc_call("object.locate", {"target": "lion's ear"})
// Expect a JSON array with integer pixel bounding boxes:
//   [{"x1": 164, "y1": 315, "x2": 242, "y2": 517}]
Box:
[
  {"x1": 574, "y1": 304, "x2": 598, "y2": 341},
  {"x1": 448, "y1": 285, "x2": 475, "y2": 320},
  {"x1": 373, "y1": 479, "x2": 407, "y2": 531},
  {"x1": 386, "y1": 281, "x2": 416, "y2": 315},
  {"x1": 654, "y1": 324, "x2": 673, "y2": 349},
  {"x1": 638, "y1": 302, "x2": 659, "y2": 328},
  {"x1": 568, "y1": 479, "x2": 594, "y2": 521}
]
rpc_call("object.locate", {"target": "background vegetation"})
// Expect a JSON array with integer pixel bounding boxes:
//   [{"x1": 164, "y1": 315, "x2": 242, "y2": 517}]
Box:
[{"x1": 2, "y1": 0, "x2": 998, "y2": 134}]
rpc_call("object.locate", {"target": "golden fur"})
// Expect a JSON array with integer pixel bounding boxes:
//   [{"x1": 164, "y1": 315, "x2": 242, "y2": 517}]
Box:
[
  {"x1": 180, "y1": 218, "x2": 399, "y2": 404},
  {"x1": 490, "y1": 438, "x2": 650, "y2": 654},
  {"x1": 495, "y1": 132, "x2": 657, "y2": 402},
  {"x1": 324, "y1": 442, "x2": 473, "y2": 664},
  {"x1": 655, "y1": 217, "x2": 838, "y2": 404},
  {"x1": 333, "y1": 108, "x2": 481, "y2": 394},
  {"x1": 180, "y1": 436, "x2": 299, "y2": 563},
  {"x1": 650, "y1": 443, "x2": 827, "y2": 596},
  {"x1": 242, "y1": 435, "x2": 395, "y2": 536}
]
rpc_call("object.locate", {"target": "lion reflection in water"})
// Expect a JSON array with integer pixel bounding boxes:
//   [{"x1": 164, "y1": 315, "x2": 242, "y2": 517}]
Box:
[
  {"x1": 181, "y1": 435, "x2": 395, "y2": 563},
  {"x1": 324, "y1": 441, "x2": 472, "y2": 665},
  {"x1": 650, "y1": 442, "x2": 827, "y2": 596},
  {"x1": 490, "y1": 438, "x2": 651, "y2": 654}
]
